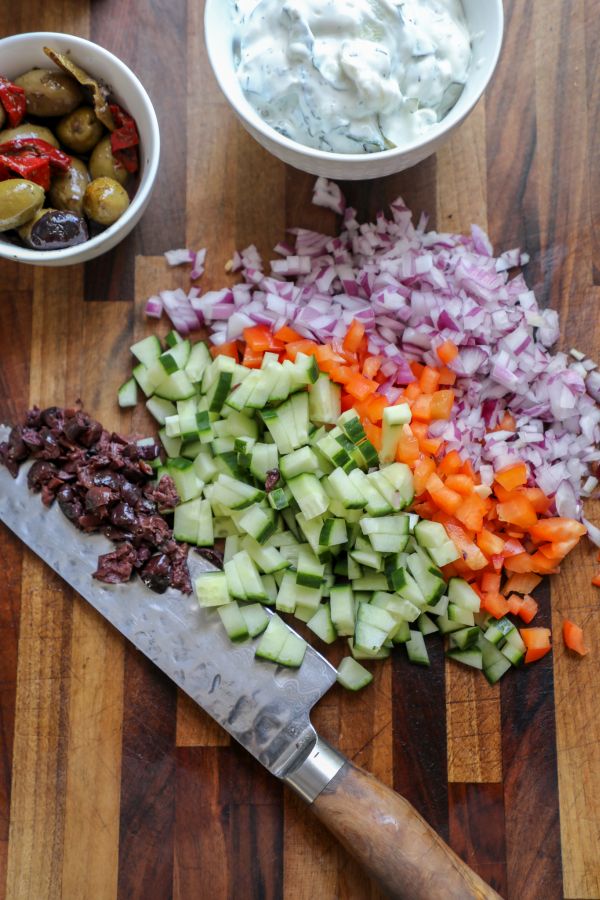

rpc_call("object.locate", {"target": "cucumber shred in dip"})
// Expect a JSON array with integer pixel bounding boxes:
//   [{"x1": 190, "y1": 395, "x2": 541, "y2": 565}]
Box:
[{"x1": 234, "y1": 0, "x2": 472, "y2": 154}]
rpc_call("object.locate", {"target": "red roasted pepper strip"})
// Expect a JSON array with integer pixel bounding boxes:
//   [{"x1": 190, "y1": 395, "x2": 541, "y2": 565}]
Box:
[
  {"x1": 0, "y1": 138, "x2": 71, "y2": 172},
  {"x1": 109, "y1": 103, "x2": 139, "y2": 173},
  {"x1": 0, "y1": 76, "x2": 26, "y2": 127},
  {"x1": 0, "y1": 153, "x2": 51, "y2": 190}
]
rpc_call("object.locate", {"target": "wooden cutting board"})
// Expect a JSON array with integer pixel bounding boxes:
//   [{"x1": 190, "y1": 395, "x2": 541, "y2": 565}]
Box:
[{"x1": 1, "y1": 1, "x2": 599, "y2": 898}]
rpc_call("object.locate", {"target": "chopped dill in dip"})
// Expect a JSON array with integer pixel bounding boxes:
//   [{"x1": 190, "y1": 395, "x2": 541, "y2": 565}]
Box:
[{"x1": 234, "y1": 0, "x2": 472, "y2": 154}]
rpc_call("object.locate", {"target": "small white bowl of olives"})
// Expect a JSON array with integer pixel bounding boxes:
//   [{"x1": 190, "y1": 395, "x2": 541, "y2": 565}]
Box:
[{"x1": 0, "y1": 32, "x2": 160, "y2": 266}]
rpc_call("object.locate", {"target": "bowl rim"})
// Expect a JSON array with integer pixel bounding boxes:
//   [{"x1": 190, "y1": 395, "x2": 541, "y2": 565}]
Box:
[
  {"x1": 0, "y1": 30, "x2": 160, "y2": 264},
  {"x1": 204, "y1": 0, "x2": 504, "y2": 165}
]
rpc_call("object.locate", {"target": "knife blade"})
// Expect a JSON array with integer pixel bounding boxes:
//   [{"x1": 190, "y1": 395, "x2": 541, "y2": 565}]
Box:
[
  {"x1": 0, "y1": 424, "x2": 501, "y2": 900},
  {"x1": 0, "y1": 425, "x2": 335, "y2": 777}
]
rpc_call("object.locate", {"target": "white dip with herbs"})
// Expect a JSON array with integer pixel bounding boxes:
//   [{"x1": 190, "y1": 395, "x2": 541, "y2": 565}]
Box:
[{"x1": 234, "y1": 0, "x2": 472, "y2": 154}]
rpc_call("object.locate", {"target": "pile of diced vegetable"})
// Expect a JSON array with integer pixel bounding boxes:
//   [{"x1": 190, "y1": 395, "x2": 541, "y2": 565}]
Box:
[{"x1": 119, "y1": 311, "x2": 590, "y2": 689}]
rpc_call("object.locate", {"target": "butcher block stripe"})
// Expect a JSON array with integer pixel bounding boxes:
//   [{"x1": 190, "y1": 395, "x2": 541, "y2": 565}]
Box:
[
  {"x1": 60, "y1": 303, "x2": 129, "y2": 900},
  {"x1": 448, "y1": 783, "x2": 508, "y2": 897}
]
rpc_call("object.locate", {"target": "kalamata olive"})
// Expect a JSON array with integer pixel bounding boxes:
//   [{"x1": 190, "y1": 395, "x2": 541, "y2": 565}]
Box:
[
  {"x1": 18, "y1": 208, "x2": 89, "y2": 250},
  {"x1": 48, "y1": 157, "x2": 90, "y2": 215},
  {"x1": 56, "y1": 105, "x2": 104, "y2": 154},
  {"x1": 83, "y1": 176, "x2": 130, "y2": 226},
  {"x1": 0, "y1": 122, "x2": 60, "y2": 147},
  {"x1": 0, "y1": 105, "x2": 5, "y2": 130},
  {"x1": 89, "y1": 135, "x2": 128, "y2": 185},
  {"x1": 0, "y1": 179, "x2": 45, "y2": 231},
  {"x1": 14, "y1": 68, "x2": 83, "y2": 117}
]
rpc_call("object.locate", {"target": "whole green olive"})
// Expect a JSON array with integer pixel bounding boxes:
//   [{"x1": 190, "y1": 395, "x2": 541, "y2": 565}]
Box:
[
  {"x1": 83, "y1": 177, "x2": 130, "y2": 226},
  {"x1": 0, "y1": 123, "x2": 60, "y2": 148},
  {"x1": 0, "y1": 179, "x2": 45, "y2": 231},
  {"x1": 89, "y1": 135, "x2": 128, "y2": 186},
  {"x1": 14, "y1": 68, "x2": 83, "y2": 117},
  {"x1": 56, "y1": 105, "x2": 104, "y2": 154},
  {"x1": 18, "y1": 207, "x2": 89, "y2": 250},
  {"x1": 48, "y1": 157, "x2": 90, "y2": 216}
]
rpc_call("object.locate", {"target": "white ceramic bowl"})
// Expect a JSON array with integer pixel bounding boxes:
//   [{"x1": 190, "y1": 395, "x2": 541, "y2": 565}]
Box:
[
  {"x1": 205, "y1": 0, "x2": 503, "y2": 180},
  {"x1": 0, "y1": 32, "x2": 160, "y2": 266}
]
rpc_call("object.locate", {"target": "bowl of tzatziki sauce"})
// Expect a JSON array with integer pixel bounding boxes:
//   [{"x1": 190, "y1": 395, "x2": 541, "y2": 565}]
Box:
[{"x1": 204, "y1": 0, "x2": 503, "y2": 180}]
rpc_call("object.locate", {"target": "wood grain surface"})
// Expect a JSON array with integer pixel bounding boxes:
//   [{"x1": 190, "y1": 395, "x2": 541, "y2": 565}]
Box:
[{"x1": 0, "y1": 1, "x2": 599, "y2": 898}]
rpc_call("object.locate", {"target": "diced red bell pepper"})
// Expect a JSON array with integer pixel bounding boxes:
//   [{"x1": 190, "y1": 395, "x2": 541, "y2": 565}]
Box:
[{"x1": 563, "y1": 620, "x2": 589, "y2": 656}]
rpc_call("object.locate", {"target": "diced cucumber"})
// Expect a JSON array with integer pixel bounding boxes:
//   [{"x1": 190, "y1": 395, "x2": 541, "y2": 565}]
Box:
[
  {"x1": 357, "y1": 602, "x2": 397, "y2": 636},
  {"x1": 242, "y1": 535, "x2": 289, "y2": 574},
  {"x1": 309, "y1": 373, "x2": 341, "y2": 425},
  {"x1": 407, "y1": 552, "x2": 445, "y2": 604},
  {"x1": 348, "y1": 638, "x2": 391, "y2": 660},
  {"x1": 237, "y1": 505, "x2": 276, "y2": 544},
  {"x1": 414, "y1": 519, "x2": 448, "y2": 549},
  {"x1": 327, "y1": 467, "x2": 366, "y2": 510},
  {"x1": 240, "y1": 603, "x2": 270, "y2": 638},
  {"x1": 268, "y1": 487, "x2": 291, "y2": 510},
  {"x1": 435, "y1": 615, "x2": 465, "y2": 635},
  {"x1": 354, "y1": 620, "x2": 389, "y2": 654},
  {"x1": 193, "y1": 448, "x2": 218, "y2": 482},
  {"x1": 232, "y1": 550, "x2": 269, "y2": 602},
  {"x1": 417, "y1": 613, "x2": 439, "y2": 636},
  {"x1": 131, "y1": 334, "x2": 162, "y2": 367},
  {"x1": 428, "y1": 541, "x2": 461, "y2": 567},
  {"x1": 214, "y1": 473, "x2": 265, "y2": 509},
  {"x1": 280, "y1": 446, "x2": 320, "y2": 481},
  {"x1": 330, "y1": 584, "x2": 355, "y2": 636},
  {"x1": 218, "y1": 602, "x2": 249, "y2": 641},
  {"x1": 307, "y1": 603, "x2": 337, "y2": 644},
  {"x1": 484, "y1": 616, "x2": 516, "y2": 647},
  {"x1": 405, "y1": 630, "x2": 430, "y2": 666},
  {"x1": 381, "y1": 403, "x2": 412, "y2": 464},
  {"x1": 276, "y1": 571, "x2": 298, "y2": 614},
  {"x1": 448, "y1": 625, "x2": 481, "y2": 650},
  {"x1": 319, "y1": 518, "x2": 347, "y2": 547},
  {"x1": 347, "y1": 468, "x2": 392, "y2": 516},
  {"x1": 185, "y1": 341, "x2": 211, "y2": 383},
  {"x1": 168, "y1": 457, "x2": 203, "y2": 502},
  {"x1": 147, "y1": 395, "x2": 177, "y2": 425},
  {"x1": 447, "y1": 578, "x2": 481, "y2": 613},
  {"x1": 277, "y1": 631, "x2": 308, "y2": 668},
  {"x1": 195, "y1": 572, "x2": 231, "y2": 607},
  {"x1": 446, "y1": 647, "x2": 483, "y2": 670},
  {"x1": 118, "y1": 377, "x2": 138, "y2": 408},
  {"x1": 336, "y1": 656, "x2": 373, "y2": 691},
  {"x1": 248, "y1": 442, "x2": 278, "y2": 482},
  {"x1": 296, "y1": 545, "x2": 325, "y2": 588},
  {"x1": 481, "y1": 639, "x2": 513, "y2": 684},
  {"x1": 255, "y1": 615, "x2": 289, "y2": 661},
  {"x1": 368, "y1": 532, "x2": 409, "y2": 554},
  {"x1": 287, "y1": 473, "x2": 329, "y2": 520},
  {"x1": 352, "y1": 574, "x2": 388, "y2": 592},
  {"x1": 447, "y1": 603, "x2": 476, "y2": 627},
  {"x1": 378, "y1": 462, "x2": 414, "y2": 508},
  {"x1": 224, "y1": 559, "x2": 246, "y2": 600},
  {"x1": 154, "y1": 369, "x2": 196, "y2": 401},
  {"x1": 390, "y1": 619, "x2": 411, "y2": 643}
]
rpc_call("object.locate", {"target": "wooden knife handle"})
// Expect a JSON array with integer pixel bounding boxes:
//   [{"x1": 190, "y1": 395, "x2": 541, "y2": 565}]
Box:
[{"x1": 311, "y1": 760, "x2": 502, "y2": 900}]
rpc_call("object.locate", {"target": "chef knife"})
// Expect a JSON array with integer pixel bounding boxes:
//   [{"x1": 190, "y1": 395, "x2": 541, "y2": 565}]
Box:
[{"x1": 0, "y1": 427, "x2": 500, "y2": 900}]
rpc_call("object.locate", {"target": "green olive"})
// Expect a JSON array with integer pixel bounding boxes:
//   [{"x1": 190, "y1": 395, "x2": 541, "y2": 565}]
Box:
[
  {"x1": 56, "y1": 105, "x2": 104, "y2": 154},
  {"x1": 0, "y1": 123, "x2": 60, "y2": 148},
  {"x1": 48, "y1": 157, "x2": 90, "y2": 216},
  {"x1": 83, "y1": 176, "x2": 129, "y2": 226},
  {"x1": 18, "y1": 207, "x2": 88, "y2": 250},
  {"x1": 14, "y1": 68, "x2": 83, "y2": 117},
  {"x1": 89, "y1": 135, "x2": 128, "y2": 185},
  {"x1": 0, "y1": 179, "x2": 45, "y2": 231}
]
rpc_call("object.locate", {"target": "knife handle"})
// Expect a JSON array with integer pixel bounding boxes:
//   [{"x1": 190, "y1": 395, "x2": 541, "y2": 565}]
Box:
[{"x1": 285, "y1": 736, "x2": 501, "y2": 900}]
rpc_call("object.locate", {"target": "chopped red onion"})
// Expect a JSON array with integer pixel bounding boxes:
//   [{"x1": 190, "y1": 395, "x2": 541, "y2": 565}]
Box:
[
  {"x1": 164, "y1": 248, "x2": 194, "y2": 266},
  {"x1": 312, "y1": 177, "x2": 346, "y2": 215},
  {"x1": 152, "y1": 181, "x2": 600, "y2": 538}
]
